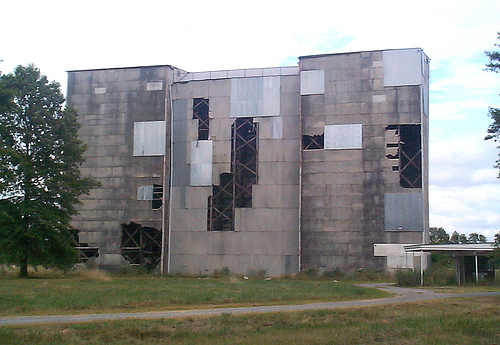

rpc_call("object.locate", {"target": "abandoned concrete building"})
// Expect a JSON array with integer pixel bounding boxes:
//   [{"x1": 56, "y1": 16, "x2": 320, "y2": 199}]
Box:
[{"x1": 67, "y1": 48, "x2": 430, "y2": 276}]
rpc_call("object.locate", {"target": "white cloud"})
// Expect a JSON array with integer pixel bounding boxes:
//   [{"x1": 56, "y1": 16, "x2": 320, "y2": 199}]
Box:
[{"x1": 2, "y1": 0, "x2": 500, "y2": 240}]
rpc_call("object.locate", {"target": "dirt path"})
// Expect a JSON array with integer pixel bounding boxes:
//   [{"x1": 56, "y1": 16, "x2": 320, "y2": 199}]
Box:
[{"x1": 1, "y1": 283, "x2": 499, "y2": 326}]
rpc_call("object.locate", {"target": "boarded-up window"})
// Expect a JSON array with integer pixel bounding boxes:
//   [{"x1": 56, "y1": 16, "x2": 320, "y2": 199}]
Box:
[
  {"x1": 383, "y1": 49, "x2": 423, "y2": 87},
  {"x1": 300, "y1": 70, "x2": 325, "y2": 95},
  {"x1": 324, "y1": 124, "x2": 362, "y2": 150},
  {"x1": 230, "y1": 77, "x2": 280, "y2": 117},
  {"x1": 190, "y1": 140, "x2": 213, "y2": 186},
  {"x1": 385, "y1": 193, "x2": 424, "y2": 231},
  {"x1": 133, "y1": 121, "x2": 166, "y2": 156}
]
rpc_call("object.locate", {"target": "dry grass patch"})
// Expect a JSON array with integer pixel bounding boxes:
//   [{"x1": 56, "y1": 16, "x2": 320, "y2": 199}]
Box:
[{"x1": 1, "y1": 296, "x2": 499, "y2": 344}]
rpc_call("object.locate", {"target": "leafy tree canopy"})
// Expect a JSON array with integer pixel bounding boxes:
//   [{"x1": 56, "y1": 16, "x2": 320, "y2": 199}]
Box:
[
  {"x1": 0, "y1": 64, "x2": 98, "y2": 277},
  {"x1": 485, "y1": 32, "x2": 500, "y2": 175},
  {"x1": 429, "y1": 227, "x2": 487, "y2": 245}
]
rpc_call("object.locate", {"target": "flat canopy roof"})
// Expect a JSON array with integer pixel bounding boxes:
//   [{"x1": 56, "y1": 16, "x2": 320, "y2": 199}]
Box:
[{"x1": 405, "y1": 243, "x2": 496, "y2": 256}]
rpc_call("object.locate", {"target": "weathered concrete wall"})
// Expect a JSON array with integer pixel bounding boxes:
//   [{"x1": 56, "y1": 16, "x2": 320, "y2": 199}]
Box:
[
  {"x1": 67, "y1": 49, "x2": 429, "y2": 274},
  {"x1": 169, "y1": 68, "x2": 301, "y2": 276},
  {"x1": 68, "y1": 66, "x2": 174, "y2": 267},
  {"x1": 299, "y1": 49, "x2": 429, "y2": 272}
]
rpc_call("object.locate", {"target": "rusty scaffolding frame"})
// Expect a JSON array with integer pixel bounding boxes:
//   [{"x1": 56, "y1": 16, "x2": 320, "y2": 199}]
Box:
[
  {"x1": 385, "y1": 124, "x2": 422, "y2": 189},
  {"x1": 120, "y1": 222, "x2": 162, "y2": 270},
  {"x1": 302, "y1": 134, "x2": 324, "y2": 150},
  {"x1": 208, "y1": 118, "x2": 258, "y2": 231}
]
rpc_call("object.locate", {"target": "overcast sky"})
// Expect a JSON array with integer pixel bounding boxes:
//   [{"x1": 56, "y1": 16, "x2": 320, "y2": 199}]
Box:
[{"x1": 1, "y1": 0, "x2": 500, "y2": 239}]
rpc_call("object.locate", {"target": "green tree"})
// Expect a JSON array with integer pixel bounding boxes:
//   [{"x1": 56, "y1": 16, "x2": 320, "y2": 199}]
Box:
[
  {"x1": 467, "y1": 232, "x2": 487, "y2": 244},
  {"x1": 485, "y1": 32, "x2": 500, "y2": 174},
  {"x1": 430, "y1": 227, "x2": 450, "y2": 244},
  {"x1": 0, "y1": 64, "x2": 97, "y2": 277},
  {"x1": 450, "y1": 231, "x2": 468, "y2": 244}
]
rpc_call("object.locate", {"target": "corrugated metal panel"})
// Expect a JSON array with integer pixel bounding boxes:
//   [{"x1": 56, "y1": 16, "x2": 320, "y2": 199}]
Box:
[
  {"x1": 230, "y1": 76, "x2": 280, "y2": 117},
  {"x1": 383, "y1": 49, "x2": 423, "y2": 87},
  {"x1": 324, "y1": 124, "x2": 362, "y2": 149},
  {"x1": 190, "y1": 140, "x2": 213, "y2": 186},
  {"x1": 300, "y1": 70, "x2": 325, "y2": 95},
  {"x1": 133, "y1": 121, "x2": 166, "y2": 156},
  {"x1": 137, "y1": 185, "x2": 153, "y2": 200},
  {"x1": 385, "y1": 193, "x2": 424, "y2": 231}
]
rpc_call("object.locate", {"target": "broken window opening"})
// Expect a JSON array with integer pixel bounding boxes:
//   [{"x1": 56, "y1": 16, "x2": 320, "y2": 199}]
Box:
[
  {"x1": 120, "y1": 221, "x2": 162, "y2": 270},
  {"x1": 232, "y1": 118, "x2": 258, "y2": 208},
  {"x1": 385, "y1": 124, "x2": 422, "y2": 188},
  {"x1": 72, "y1": 229, "x2": 99, "y2": 263},
  {"x1": 152, "y1": 184, "x2": 163, "y2": 209},
  {"x1": 193, "y1": 98, "x2": 210, "y2": 140},
  {"x1": 302, "y1": 134, "x2": 324, "y2": 150},
  {"x1": 208, "y1": 173, "x2": 234, "y2": 231},
  {"x1": 208, "y1": 118, "x2": 258, "y2": 231}
]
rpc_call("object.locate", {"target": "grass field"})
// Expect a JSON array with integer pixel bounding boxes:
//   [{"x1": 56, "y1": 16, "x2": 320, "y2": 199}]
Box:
[
  {"x1": 0, "y1": 269, "x2": 389, "y2": 317},
  {"x1": 1, "y1": 296, "x2": 499, "y2": 344}
]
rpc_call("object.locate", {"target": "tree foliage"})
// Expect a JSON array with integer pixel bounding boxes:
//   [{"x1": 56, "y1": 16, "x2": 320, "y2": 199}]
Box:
[
  {"x1": 0, "y1": 64, "x2": 97, "y2": 277},
  {"x1": 485, "y1": 32, "x2": 500, "y2": 174},
  {"x1": 429, "y1": 227, "x2": 487, "y2": 245}
]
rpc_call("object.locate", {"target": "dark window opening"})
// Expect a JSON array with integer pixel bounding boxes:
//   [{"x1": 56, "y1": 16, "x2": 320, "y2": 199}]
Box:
[
  {"x1": 120, "y1": 221, "x2": 162, "y2": 270},
  {"x1": 152, "y1": 184, "x2": 163, "y2": 209},
  {"x1": 208, "y1": 173, "x2": 234, "y2": 231},
  {"x1": 232, "y1": 118, "x2": 258, "y2": 207},
  {"x1": 385, "y1": 124, "x2": 422, "y2": 188},
  {"x1": 72, "y1": 229, "x2": 99, "y2": 263},
  {"x1": 208, "y1": 118, "x2": 258, "y2": 231},
  {"x1": 193, "y1": 98, "x2": 210, "y2": 140},
  {"x1": 302, "y1": 134, "x2": 324, "y2": 150}
]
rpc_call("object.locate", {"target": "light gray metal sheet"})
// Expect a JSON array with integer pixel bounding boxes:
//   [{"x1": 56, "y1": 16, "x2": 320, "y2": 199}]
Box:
[
  {"x1": 271, "y1": 116, "x2": 283, "y2": 139},
  {"x1": 300, "y1": 70, "x2": 325, "y2": 95},
  {"x1": 324, "y1": 124, "x2": 362, "y2": 149},
  {"x1": 173, "y1": 99, "x2": 188, "y2": 122},
  {"x1": 385, "y1": 193, "x2": 424, "y2": 231},
  {"x1": 133, "y1": 121, "x2": 166, "y2": 156},
  {"x1": 230, "y1": 76, "x2": 280, "y2": 117},
  {"x1": 190, "y1": 140, "x2": 213, "y2": 186},
  {"x1": 172, "y1": 142, "x2": 187, "y2": 187},
  {"x1": 137, "y1": 185, "x2": 153, "y2": 200},
  {"x1": 383, "y1": 49, "x2": 423, "y2": 87}
]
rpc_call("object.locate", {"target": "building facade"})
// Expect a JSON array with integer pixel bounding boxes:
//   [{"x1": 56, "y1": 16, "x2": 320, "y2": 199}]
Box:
[{"x1": 67, "y1": 48, "x2": 429, "y2": 275}]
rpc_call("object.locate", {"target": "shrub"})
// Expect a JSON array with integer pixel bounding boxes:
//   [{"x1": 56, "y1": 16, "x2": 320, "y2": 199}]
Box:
[
  {"x1": 395, "y1": 269, "x2": 421, "y2": 286},
  {"x1": 322, "y1": 268, "x2": 344, "y2": 279}
]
